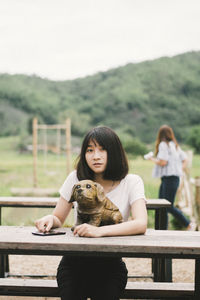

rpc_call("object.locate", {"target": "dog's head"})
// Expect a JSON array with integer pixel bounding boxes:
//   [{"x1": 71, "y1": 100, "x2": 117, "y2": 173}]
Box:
[{"x1": 69, "y1": 180, "x2": 105, "y2": 208}]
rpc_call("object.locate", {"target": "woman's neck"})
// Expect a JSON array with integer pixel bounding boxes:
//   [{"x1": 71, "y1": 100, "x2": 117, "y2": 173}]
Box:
[
  {"x1": 94, "y1": 174, "x2": 106, "y2": 185},
  {"x1": 94, "y1": 175, "x2": 119, "y2": 194}
]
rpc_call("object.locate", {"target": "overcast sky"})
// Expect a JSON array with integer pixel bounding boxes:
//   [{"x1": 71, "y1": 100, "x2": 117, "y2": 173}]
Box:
[{"x1": 0, "y1": 0, "x2": 200, "y2": 81}]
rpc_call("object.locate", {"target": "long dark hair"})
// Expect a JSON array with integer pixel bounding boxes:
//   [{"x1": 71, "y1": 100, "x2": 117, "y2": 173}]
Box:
[
  {"x1": 76, "y1": 126, "x2": 129, "y2": 181},
  {"x1": 155, "y1": 125, "x2": 179, "y2": 155}
]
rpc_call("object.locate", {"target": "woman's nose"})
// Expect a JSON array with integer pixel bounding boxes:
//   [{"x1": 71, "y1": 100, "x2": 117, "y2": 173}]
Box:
[{"x1": 93, "y1": 149, "x2": 101, "y2": 159}]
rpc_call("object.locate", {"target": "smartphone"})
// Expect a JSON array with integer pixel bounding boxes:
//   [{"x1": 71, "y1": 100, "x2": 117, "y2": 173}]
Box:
[{"x1": 32, "y1": 230, "x2": 66, "y2": 236}]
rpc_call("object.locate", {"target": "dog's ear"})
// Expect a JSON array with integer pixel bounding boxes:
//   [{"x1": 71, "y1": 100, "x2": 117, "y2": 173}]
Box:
[
  {"x1": 69, "y1": 185, "x2": 76, "y2": 203},
  {"x1": 95, "y1": 183, "x2": 105, "y2": 202}
]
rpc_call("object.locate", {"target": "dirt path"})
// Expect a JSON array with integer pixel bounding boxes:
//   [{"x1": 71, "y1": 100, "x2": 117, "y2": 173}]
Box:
[{"x1": 0, "y1": 255, "x2": 194, "y2": 300}]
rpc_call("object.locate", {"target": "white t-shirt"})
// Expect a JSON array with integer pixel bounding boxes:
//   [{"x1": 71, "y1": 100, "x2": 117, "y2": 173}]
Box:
[
  {"x1": 152, "y1": 141, "x2": 187, "y2": 178},
  {"x1": 59, "y1": 170, "x2": 146, "y2": 222}
]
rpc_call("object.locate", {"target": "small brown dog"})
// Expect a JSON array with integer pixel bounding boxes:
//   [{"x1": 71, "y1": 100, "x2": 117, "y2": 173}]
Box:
[{"x1": 69, "y1": 180, "x2": 123, "y2": 229}]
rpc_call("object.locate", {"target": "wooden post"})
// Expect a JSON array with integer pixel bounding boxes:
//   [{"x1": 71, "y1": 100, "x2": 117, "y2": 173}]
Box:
[
  {"x1": 195, "y1": 177, "x2": 200, "y2": 208},
  {"x1": 57, "y1": 128, "x2": 61, "y2": 155},
  {"x1": 32, "y1": 118, "x2": 38, "y2": 187},
  {"x1": 176, "y1": 150, "x2": 194, "y2": 218},
  {"x1": 195, "y1": 177, "x2": 200, "y2": 228},
  {"x1": 32, "y1": 120, "x2": 71, "y2": 185},
  {"x1": 66, "y1": 118, "x2": 71, "y2": 175}
]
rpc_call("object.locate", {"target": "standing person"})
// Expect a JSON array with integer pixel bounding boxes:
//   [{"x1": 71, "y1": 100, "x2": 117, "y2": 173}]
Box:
[
  {"x1": 35, "y1": 126, "x2": 147, "y2": 300},
  {"x1": 148, "y1": 124, "x2": 194, "y2": 230}
]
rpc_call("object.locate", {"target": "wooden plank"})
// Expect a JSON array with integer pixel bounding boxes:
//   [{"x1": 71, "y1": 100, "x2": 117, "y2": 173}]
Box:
[
  {"x1": 125, "y1": 281, "x2": 194, "y2": 298},
  {"x1": 10, "y1": 188, "x2": 58, "y2": 197},
  {"x1": 0, "y1": 227, "x2": 200, "y2": 257},
  {"x1": 0, "y1": 197, "x2": 58, "y2": 207},
  {"x1": 0, "y1": 197, "x2": 170, "y2": 209},
  {"x1": 0, "y1": 278, "x2": 57, "y2": 297},
  {"x1": 0, "y1": 278, "x2": 194, "y2": 298},
  {"x1": 146, "y1": 199, "x2": 171, "y2": 208},
  {"x1": 37, "y1": 124, "x2": 67, "y2": 129}
]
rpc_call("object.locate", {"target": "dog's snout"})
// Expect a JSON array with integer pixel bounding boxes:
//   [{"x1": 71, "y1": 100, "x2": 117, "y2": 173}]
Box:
[{"x1": 77, "y1": 189, "x2": 83, "y2": 194}]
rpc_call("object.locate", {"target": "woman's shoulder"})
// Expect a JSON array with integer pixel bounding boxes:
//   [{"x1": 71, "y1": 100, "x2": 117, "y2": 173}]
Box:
[
  {"x1": 59, "y1": 170, "x2": 78, "y2": 199},
  {"x1": 123, "y1": 173, "x2": 143, "y2": 184},
  {"x1": 68, "y1": 170, "x2": 77, "y2": 179},
  {"x1": 159, "y1": 141, "x2": 168, "y2": 148},
  {"x1": 169, "y1": 141, "x2": 176, "y2": 147},
  {"x1": 63, "y1": 170, "x2": 78, "y2": 184},
  {"x1": 122, "y1": 174, "x2": 145, "y2": 197}
]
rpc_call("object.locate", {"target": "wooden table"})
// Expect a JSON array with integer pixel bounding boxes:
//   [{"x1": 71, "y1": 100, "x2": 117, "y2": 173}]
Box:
[
  {"x1": 0, "y1": 197, "x2": 171, "y2": 279},
  {"x1": 0, "y1": 197, "x2": 171, "y2": 229},
  {"x1": 0, "y1": 226, "x2": 199, "y2": 299}
]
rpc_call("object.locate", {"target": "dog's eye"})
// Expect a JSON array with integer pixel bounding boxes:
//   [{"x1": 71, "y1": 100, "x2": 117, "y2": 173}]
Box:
[
  {"x1": 76, "y1": 185, "x2": 81, "y2": 189},
  {"x1": 86, "y1": 184, "x2": 91, "y2": 189}
]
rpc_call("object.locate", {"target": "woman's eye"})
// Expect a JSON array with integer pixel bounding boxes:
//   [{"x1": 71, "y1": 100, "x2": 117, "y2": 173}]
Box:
[
  {"x1": 76, "y1": 185, "x2": 81, "y2": 189},
  {"x1": 86, "y1": 184, "x2": 91, "y2": 189},
  {"x1": 86, "y1": 148, "x2": 93, "y2": 152},
  {"x1": 99, "y1": 146, "x2": 105, "y2": 151}
]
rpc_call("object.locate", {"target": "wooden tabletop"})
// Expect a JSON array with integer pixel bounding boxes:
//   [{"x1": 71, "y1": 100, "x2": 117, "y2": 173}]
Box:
[
  {"x1": 0, "y1": 197, "x2": 171, "y2": 208},
  {"x1": 0, "y1": 226, "x2": 199, "y2": 258},
  {"x1": 0, "y1": 197, "x2": 58, "y2": 207},
  {"x1": 146, "y1": 199, "x2": 171, "y2": 208}
]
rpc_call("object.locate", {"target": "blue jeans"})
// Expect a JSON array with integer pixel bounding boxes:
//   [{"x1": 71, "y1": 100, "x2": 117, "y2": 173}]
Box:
[{"x1": 159, "y1": 176, "x2": 190, "y2": 229}]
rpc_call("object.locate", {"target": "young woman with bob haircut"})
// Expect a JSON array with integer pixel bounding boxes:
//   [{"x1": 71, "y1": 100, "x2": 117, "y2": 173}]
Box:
[{"x1": 35, "y1": 126, "x2": 147, "y2": 300}]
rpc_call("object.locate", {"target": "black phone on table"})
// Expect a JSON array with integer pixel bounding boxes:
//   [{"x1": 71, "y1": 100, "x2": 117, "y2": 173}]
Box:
[{"x1": 32, "y1": 230, "x2": 66, "y2": 236}]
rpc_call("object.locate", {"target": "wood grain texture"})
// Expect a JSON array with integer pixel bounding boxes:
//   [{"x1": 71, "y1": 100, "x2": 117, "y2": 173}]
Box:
[
  {"x1": 0, "y1": 278, "x2": 194, "y2": 298},
  {"x1": 0, "y1": 227, "x2": 200, "y2": 257},
  {"x1": 0, "y1": 197, "x2": 170, "y2": 208}
]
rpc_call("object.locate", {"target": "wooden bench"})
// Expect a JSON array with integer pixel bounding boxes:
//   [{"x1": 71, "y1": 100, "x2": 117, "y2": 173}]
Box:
[{"x1": 0, "y1": 278, "x2": 194, "y2": 299}]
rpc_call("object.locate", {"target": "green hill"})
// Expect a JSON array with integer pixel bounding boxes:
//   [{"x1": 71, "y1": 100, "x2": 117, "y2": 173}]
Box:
[{"x1": 0, "y1": 51, "x2": 200, "y2": 143}]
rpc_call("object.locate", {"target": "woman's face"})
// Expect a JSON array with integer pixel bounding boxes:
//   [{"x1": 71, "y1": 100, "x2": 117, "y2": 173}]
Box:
[{"x1": 85, "y1": 139, "x2": 107, "y2": 176}]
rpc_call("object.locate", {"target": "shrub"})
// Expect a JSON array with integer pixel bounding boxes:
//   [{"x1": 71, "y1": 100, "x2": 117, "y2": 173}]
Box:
[
  {"x1": 123, "y1": 138, "x2": 148, "y2": 156},
  {"x1": 187, "y1": 126, "x2": 200, "y2": 153}
]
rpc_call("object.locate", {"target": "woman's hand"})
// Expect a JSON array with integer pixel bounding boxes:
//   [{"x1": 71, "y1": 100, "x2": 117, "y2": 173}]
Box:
[
  {"x1": 34, "y1": 197, "x2": 72, "y2": 233},
  {"x1": 149, "y1": 157, "x2": 167, "y2": 166},
  {"x1": 35, "y1": 215, "x2": 54, "y2": 232},
  {"x1": 73, "y1": 223, "x2": 102, "y2": 238}
]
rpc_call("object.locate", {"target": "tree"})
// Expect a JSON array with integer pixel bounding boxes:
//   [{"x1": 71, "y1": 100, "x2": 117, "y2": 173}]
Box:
[{"x1": 187, "y1": 126, "x2": 200, "y2": 153}]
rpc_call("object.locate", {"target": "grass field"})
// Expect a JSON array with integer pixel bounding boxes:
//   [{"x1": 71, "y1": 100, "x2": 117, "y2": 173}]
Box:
[{"x1": 0, "y1": 136, "x2": 199, "y2": 229}]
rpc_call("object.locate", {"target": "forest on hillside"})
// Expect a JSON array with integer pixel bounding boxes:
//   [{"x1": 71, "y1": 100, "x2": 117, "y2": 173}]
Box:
[{"x1": 0, "y1": 51, "x2": 200, "y2": 151}]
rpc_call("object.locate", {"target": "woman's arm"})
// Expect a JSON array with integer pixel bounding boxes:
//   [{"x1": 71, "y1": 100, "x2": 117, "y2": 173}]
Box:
[
  {"x1": 35, "y1": 197, "x2": 73, "y2": 232},
  {"x1": 73, "y1": 198, "x2": 147, "y2": 238},
  {"x1": 149, "y1": 157, "x2": 167, "y2": 166}
]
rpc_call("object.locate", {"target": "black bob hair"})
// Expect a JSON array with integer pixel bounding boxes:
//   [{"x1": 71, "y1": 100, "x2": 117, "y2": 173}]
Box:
[{"x1": 76, "y1": 126, "x2": 129, "y2": 181}]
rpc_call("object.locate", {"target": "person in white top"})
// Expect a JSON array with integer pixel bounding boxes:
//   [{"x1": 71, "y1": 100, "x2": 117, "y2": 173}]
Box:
[
  {"x1": 35, "y1": 126, "x2": 147, "y2": 300},
  {"x1": 147, "y1": 124, "x2": 194, "y2": 231}
]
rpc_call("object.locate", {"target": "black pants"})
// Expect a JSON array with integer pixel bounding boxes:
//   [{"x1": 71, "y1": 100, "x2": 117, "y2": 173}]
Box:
[
  {"x1": 159, "y1": 176, "x2": 190, "y2": 229},
  {"x1": 57, "y1": 256, "x2": 128, "y2": 300}
]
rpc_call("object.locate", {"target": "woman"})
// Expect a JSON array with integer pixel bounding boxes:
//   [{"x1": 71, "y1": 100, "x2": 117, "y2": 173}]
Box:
[
  {"x1": 35, "y1": 126, "x2": 147, "y2": 300},
  {"x1": 148, "y1": 124, "x2": 194, "y2": 230}
]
